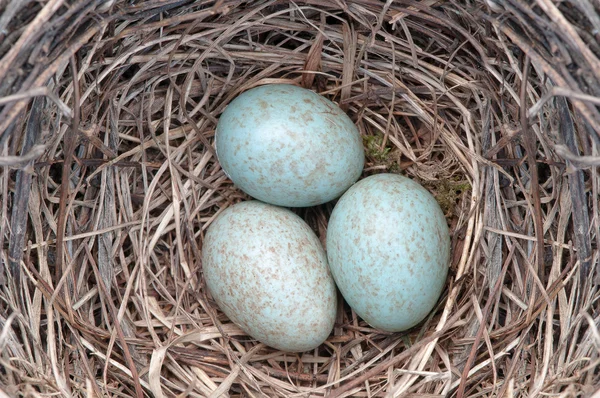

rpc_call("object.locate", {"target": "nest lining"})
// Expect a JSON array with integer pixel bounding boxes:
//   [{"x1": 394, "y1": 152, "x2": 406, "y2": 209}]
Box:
[{"x1": 0, "y1": 0, "x2": 599, "y2": 397}]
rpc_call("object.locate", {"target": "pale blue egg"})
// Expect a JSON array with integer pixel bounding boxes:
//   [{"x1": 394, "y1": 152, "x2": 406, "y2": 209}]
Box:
[
  {"x1": 202, "y1": 200, "x2": 337, "y2": 352},
  {"x1": 216, "y1": 84, "x2": 364, "y2": 207},
  {"x1": 326, "y1": 174, "x2": 450, "y2": 332}
]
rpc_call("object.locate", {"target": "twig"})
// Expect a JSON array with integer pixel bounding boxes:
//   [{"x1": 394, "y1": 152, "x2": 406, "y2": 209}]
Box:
[
  {"x1": 0, "y1": 144, "x2": 46, "y2": 167},
  {"x1": 554, "y1": 144, "x2": 600, "y2": 167},
  {"x1": 456, "y1": 246, "x2": 515, "y2": 398},
  {"x1": 528, "y1": 86, "x2": 600, "y2": 119},
  {"x1": 85, "y1": 246, "x2": 145, "y2": 398},
  {"x1": 6, "y1": 96, "x2": 44, "y2": 290},
  {"x1": 0, "y1": 0, "x2": 64, "y2": 80},
  {"x1": 0, "y1": 86, "x2": 73, "y2": 118},
  {"x1": 520, "y1": 57, "x2": 546, "y2": 283},
  {"x1": 556, "y1": 96, "x2": 593, "y2": 286},
  {"x1": 301, "y1": 31, "x2": 324, "y2": 89},
  {"x1": 54, "y1": 57, "x2": 79, "y2": 284}
]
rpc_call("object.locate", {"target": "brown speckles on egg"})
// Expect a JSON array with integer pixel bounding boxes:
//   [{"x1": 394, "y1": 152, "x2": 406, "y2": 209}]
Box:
[
  {"x1": 326, "y1": 174, "x2": 451, "y2": 332},
  {"x1": 258, "y1": 98, "x2": 269, "y2": 109},
  {"x1": 215, "y1": 84, "x2": 364, "y2": 207},
  {"x1": 303, "y1": 111, "x2": 315, "y2": 123},
  {"x1": 202, "y1": 201, "x2": 337, "y2": 352}
]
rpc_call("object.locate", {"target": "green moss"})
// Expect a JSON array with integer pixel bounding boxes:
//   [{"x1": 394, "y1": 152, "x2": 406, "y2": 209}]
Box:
[
  {"x1": 387, "y1": 161, "x2": 402, "y2": 174},
  {"x1": 364, "y1": 133, "x2": 408, "y2": 174},
  {"x1": 423, "y1": 177, "x2": 471, "y2": 218},
  {"x1": 364, "y1": 134, "x2": 392, "y2": 163}
]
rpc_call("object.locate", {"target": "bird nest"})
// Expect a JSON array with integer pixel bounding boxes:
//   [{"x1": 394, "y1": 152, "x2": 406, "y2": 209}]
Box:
[{"x1": 0, "y1": 1, "x2": 599, "y2": 397}]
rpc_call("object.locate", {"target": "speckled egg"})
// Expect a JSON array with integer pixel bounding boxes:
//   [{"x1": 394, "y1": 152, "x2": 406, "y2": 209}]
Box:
[
  {"x1": 202, "y1": 200, "x2": 337, "y2": 352},
  {"x1": 326, "y1": 174, "x2": 450, "y2": 332},
  {"x1": 216, "y1": 84, "x2": 364, "y2": 207}
]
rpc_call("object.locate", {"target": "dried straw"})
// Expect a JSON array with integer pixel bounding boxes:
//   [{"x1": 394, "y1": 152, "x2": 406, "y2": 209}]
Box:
[{"x1": 0, "y1": 0, "x2": 599, "y2": 397}]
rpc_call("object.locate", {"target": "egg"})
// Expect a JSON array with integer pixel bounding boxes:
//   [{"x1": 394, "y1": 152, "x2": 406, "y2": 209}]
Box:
[
  {"x1": 326, "y1": 174, "x2": 450, "y2": 332},
  {"x1": 216, "y1": 84, "x2": 364, "y2": 207},
  {"x1": 202, "y1": 200, "x2": 337, "y2": 352}
]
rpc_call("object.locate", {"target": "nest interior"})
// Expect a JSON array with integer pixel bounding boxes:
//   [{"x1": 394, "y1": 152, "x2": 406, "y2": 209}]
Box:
[{"x1": 0, "y1": 0, "x2": 599, "y2": 397}]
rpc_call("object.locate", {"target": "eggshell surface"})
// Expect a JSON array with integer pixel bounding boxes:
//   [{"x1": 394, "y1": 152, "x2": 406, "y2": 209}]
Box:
[
  {"x1": 202, "y1": 200, "x2": 337, "y2": 352},
  {"x1": 326, "y1": 174, "x2": 450, "y2": 332},
  {"x1": 216, "y1": 84, "x2": 364, "y2": 207}
]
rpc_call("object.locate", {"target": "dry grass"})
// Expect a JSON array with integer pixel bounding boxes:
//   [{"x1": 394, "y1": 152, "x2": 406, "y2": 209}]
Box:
[{"x1": 0, "y1": 0, "x2": 599, "y2": 397}]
